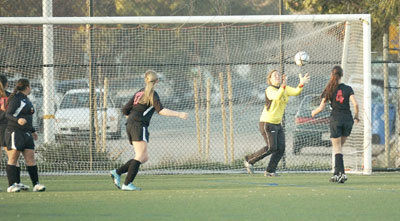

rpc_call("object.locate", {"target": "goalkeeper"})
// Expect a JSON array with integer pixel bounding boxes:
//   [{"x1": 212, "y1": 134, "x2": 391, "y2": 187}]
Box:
[
  {"x1": 110, "y1": 70, "x2": 188, "y2": 191},
  {"x1": 244, "y1": 70, "x2": 309, "y2": 176}
]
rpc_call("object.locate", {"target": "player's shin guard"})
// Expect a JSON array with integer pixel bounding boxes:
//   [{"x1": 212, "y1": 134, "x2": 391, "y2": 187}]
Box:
[
  {"x1": 27, "y1": 165, "x2": 39, "y2": 186},
  {"x1": 124, "y1": 159, "x2": 141, "y2": 185},
  {"x1": 334, "y1": 154, "x2": 344, "y2": 175},
  {"x1": 245, "y1": 146, "x2": 271, "y2": 165},
  {"x1": 116, "y1": 159, "x2": 134, "y2": 175},
  {"x1": 6, "y1": 164, "x2": 18, "y2": 186}
]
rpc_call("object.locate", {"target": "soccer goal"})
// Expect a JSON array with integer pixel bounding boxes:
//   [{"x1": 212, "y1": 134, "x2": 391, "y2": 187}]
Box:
[{"x1": 0, "y1": 14, "x2": 371, "y2": 175}]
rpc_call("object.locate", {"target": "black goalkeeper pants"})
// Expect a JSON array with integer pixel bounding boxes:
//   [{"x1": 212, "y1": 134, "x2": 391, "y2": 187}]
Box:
[{"x1": 245, "y1": 122, "x2": 285, "y2": 173}]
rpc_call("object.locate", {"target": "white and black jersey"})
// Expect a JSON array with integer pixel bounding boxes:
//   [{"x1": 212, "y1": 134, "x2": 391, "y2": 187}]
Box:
[
  {"x1": 5, "y1": 92, "x2": 36, "y2": 133},
  {"x1": 122, "y1": 88, "x2": 164, "y2": 127}
]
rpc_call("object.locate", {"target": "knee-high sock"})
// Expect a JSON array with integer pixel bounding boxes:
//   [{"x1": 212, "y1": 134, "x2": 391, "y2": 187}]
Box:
[
  {"x1": 124, "y1": 159, "x2": 141, "y2": 185},
  {"x1": 27, "y1": 165, "x2": 39, "y2": 186},
  {"x1": 245, "y1": 146, "x2": 272, "y2": 165},
  {"x1": 16, "y1": 166, "x2": 21, "y2": 183},
  {"x1": 116, "y1": 159, "x2": 133, "y2": 175},
  {"x1": 334, "y1": 154, "x2": 344, "y2": 175},
  {"x1": 6, "y1": 164, "x2": 18, "y2": 186}
]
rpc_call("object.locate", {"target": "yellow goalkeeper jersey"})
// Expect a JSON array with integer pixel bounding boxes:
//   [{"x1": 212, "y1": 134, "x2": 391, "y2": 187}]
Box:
[{"x1": 259, "y1": 85, "x2": 303, "y2": 124}]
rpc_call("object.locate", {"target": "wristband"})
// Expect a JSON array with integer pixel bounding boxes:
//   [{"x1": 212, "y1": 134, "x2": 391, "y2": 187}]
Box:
[{"x1": 298, "y1": 84, "x2": 304, "y2": 88}]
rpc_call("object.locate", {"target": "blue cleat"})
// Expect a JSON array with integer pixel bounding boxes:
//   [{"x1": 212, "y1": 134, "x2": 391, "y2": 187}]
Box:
[
  {"x1": 121, "y1": 183, "x2": 142, "y2": 191},
  {"x1": 110, "y1": 170, "x2": 121, "y2": 189}
]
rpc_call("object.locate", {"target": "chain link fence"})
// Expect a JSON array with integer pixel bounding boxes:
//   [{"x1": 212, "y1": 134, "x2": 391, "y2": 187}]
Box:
[
  {"x1": 371, "y1": 61, "x2": 399, "y2": 169},
  {"x1": 370, "y1": 24, "x2": 400, "y2": 170}
]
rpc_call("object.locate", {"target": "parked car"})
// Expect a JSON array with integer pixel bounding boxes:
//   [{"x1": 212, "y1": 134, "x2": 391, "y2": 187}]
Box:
[
  {"x1": 371, "y1": 89, "x2": 396, "y2": 144},
  {"x1": 55, "y1": 79, "x2": 89, "y2": 107},
  {"x1": 293, "y1": 94, "x2": 332, "y2": 155},
  {"x1": 371, "y1": 65, "x2": 397, "y2": 144},
  {"x1": 55, "y1": 88, "x2": 122, "y2": 140}
]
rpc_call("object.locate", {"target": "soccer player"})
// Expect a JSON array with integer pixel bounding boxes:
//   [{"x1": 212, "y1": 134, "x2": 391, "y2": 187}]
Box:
[
  {"x1": 0, "y1": 75, "x2": 30, "y2": 192},
  {"x1": 243, "y1": 70, "x2": 310, "y2": 176},
  {"x1": 311, "y1": 66, "x2": 359, "y2": 183},
  {"x1": 5, "y1": 78, "x2": 45, "y2": 192},
  {"x1": 110, "y1": 70, "x2": 188, "y2": 191}
]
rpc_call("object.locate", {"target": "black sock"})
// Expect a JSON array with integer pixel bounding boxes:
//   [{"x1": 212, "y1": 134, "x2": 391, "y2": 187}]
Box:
[
  {"x1": 6, "y1": 164, "x2": 18, "y2": 186},
  {"x1": 124, "y1": 159, "x2": 141, "y2": 185},
  {"x1": 116, "y1": 159, "x2": 133, "y2": 175},
  {"x1": 27, "y1": 165, "x2": 39, "y2": 186},
  {"x1": 334, "y1": 154, "x2": 344, "y2": 175},
  {"x1": 16, "y1": 167, "x2": 21, "y2": 183}
]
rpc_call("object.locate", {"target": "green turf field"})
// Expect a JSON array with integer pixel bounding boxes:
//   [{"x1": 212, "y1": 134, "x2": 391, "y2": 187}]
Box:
[{"x1": 1, "y1": 173, "x2": 400, "y2": 220}]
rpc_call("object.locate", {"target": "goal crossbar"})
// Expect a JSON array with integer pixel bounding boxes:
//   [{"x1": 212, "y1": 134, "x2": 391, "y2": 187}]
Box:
[{"x1": 0, "y1": 14, "x2": 370, "y2": 25}]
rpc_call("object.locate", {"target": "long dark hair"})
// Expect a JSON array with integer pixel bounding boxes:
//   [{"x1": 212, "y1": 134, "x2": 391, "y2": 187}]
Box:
[
  {"x1": 0, "y1": 74, "x2": 7, "y2": 97},
  {"x1": 321, "y1": 66, "x2": 343, "y2": 101},
  {"x1": 7, "y1": 78, "x2": 30, "y2": 106}
]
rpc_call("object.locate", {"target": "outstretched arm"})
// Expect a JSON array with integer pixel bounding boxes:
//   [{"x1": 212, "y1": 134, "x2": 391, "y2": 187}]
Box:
[
  {"x1": 286, "y1": 73, "x2": 310, "y2": 96},
  {"x1": 349, "y1": 94, "x2": 359, "y2": 123},
  {"x1": 159, "y1": 108, "x2": 188, "y2": 119},
  {"x1": 311, "y1": 98, "x2": 327, "y2": 118}
]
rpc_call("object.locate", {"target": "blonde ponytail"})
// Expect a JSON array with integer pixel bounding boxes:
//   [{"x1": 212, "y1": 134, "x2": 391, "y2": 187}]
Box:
[
  {"x1": 0, "y1": 82, "x2": 6, "y2": 97},
  {"x1": 139, "y1": 70, "x2": 159, "y2": 106}
]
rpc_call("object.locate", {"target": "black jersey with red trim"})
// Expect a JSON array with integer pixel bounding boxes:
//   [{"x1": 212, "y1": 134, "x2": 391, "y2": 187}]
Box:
[
  {"x1": 329, "y1": 83, "x2": 354, "y2": 121},
  {"x1": 122, "y1": 88, "x2": 164, "y2": 127},
  {"x1": 0, "y1": 90, "x2": 11, "y2": 126},
  {"x1": 5, "y1": 92, "x2": 36, "y2": 132}
]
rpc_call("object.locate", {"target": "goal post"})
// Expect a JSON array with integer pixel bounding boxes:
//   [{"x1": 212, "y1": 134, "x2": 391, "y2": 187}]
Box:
[{"x1": 0, "y1": 14, "x2": 371, "y2": 175}]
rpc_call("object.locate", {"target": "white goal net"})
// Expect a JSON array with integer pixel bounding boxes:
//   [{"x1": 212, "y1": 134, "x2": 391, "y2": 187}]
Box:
[{"x1": 0, "y1": 15, "x2": 371, "y2": 174}]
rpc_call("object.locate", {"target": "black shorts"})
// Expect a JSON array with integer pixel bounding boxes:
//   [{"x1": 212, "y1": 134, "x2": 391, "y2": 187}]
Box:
[
  {"x1": 330, "y1": 120, "x2": 353, "y2": 138},
  {"x1": 0, "y1": 126, "x2": 6, "y2": 147},
  {"x1": 5, "y1": 129, "x2": 35, "y2": 151},
  {"x1": 126, "y1": 124, "x2": 149, "y2": 144}
]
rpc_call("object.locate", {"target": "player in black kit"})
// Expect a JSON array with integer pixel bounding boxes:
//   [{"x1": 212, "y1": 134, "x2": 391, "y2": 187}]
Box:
[
  {"x1": 110, "y1": 70, "x2": 188, "y2": 191},
  {"x1": 0, "y1": 75, "x2": 29, "y2": 192},
  {"x1": 5, "y1": 78, "x2": 46, "y2": 192},
  {"x1": 312, "y1": 66, "x2": 359, "y2": 183}
]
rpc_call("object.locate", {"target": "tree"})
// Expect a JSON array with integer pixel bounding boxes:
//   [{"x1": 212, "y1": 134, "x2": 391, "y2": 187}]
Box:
[{"x1": 285, "y1": 0, "x2": 400, "y2": 54}]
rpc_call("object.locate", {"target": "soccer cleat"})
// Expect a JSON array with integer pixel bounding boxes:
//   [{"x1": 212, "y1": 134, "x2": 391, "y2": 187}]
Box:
[
  {"x1": 264, "y1": 171, "x2": 280, "y2": 177},
  {"x1": 110, "y1": 170, "x2": 121, "y2": 189},
  {"x1": 243, "y1": 160, "x2": 254, "y2": 174},
  {"x1": 121, "y1": 183, "x2": 142, "y2": 191},
  {"x1": 7, "y1": 183, "x2": 21, "y2": 193},
  {"x1": 17, "y1": 183, "x2": 30, "y2": 191},
  {"x1": 33, "y1": 183, "x2": 46, "y2": 192},
  {"x1": 330, "y1": 175, "x2": 339, "y2": 182},
  {"x1": 337, "y1": 173, "x2": 348, "y2": 183}
]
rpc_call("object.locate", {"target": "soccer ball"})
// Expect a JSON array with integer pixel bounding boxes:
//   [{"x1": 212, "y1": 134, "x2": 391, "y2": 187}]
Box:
[{"x1": 294, "y1": 51, "x2": 310, "y2": 66}]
